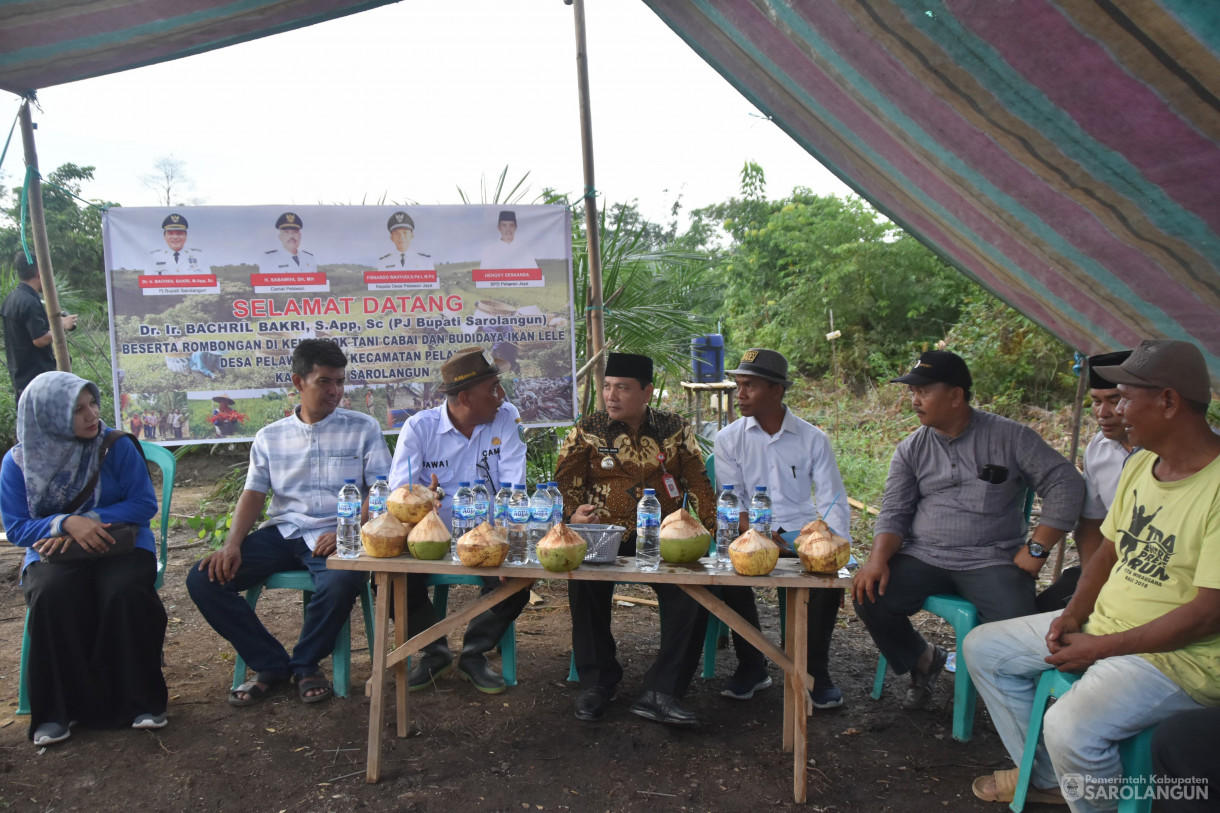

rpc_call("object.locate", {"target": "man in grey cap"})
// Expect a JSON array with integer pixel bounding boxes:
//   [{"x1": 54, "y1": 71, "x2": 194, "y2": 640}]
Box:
[
  {"x1": 714, "y1": 348, "x2": 851, "y2": 708},
  {"x1": 260, "y1": 212, "x2": 316, "y2": 274},
  {"x1": 966, "y1": 339, "x2": 1220, "y2": 809},
  {"x1": 376, "y1": 211, "x2": 433, "y2": 271},
  {"x1": 853, "y1": 349, "x2": 1084, "y2": 711},
  {"x1": 147, "y1": 213, "x2": 208, "y2": 275}
]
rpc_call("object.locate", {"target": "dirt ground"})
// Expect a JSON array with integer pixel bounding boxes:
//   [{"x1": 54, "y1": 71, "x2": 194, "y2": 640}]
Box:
[{"x1": 0, "y1": 453, "x2": 1047, "y2": 813}]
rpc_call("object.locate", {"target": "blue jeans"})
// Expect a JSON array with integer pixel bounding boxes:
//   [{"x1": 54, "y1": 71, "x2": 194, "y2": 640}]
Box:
[
  {"x1": 964, "y1": 611, "x2": 1202, "y2": 813},
  {"x1": 186, "y1": 525, "x2": 366, "y2": 679}
]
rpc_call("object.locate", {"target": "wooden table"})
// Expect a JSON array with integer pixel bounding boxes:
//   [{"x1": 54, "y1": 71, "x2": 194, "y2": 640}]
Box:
[
  {"x1": 680, "y1": 380, "x2": 738, "y2": 432},
  {"x1": 327, "y1": 555, "x2": 850, "y2": 803}
]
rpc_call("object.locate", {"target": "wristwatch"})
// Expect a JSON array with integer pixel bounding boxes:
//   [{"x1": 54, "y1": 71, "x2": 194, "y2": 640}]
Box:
[{"x1": 1026, "y1": 540, "x2": 1049, "y2": 559}]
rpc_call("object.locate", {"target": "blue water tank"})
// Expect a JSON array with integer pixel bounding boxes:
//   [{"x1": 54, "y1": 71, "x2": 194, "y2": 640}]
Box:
[{"x1": 691, "y1": 334, "x2": 725, "y2": 383}]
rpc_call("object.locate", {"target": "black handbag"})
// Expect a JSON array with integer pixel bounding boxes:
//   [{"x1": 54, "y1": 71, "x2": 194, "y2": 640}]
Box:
[{"x1": 40, "y1": 431, "x2": 146, "y2": 563}]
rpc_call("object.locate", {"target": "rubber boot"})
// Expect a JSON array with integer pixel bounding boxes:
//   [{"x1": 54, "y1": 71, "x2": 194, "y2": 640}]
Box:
[
  {"x1": 406, "y1": 604, "x2": 453, "y2": 692},
  {"x1": 456, "y1": 608, "x2": 514, "y2": 694}
]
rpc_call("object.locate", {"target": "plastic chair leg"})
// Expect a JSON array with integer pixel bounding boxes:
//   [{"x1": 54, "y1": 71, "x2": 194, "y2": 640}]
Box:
[
  {"x1": 701, "y1": 616, "x2": 724, "y2": 679},
  {"x1": 430, "y1": 580, "x2": 517, "y2": 687},
  {"x1": 1117, "y1": 726, "x2": 1158, "y2": 813},
  {"x1": 1010, "y1": 670, "x2": 1071, "y2": 812},
  {"x1": 871, "y1": 654, "x2": 888, "y2": 700}
]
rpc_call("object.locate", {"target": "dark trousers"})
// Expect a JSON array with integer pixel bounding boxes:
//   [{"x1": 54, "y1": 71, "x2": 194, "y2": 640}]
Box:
[
  {"x1": 1153, "y1": 708, "x2": 1220, "y2": 813},
  {"x1": 569, "y1": 581, "x2": 708, "y2": 697},
  {"x1": 186, "y1": 525, "x2": 367, "y2": 679},
  {"x1": 404, "y1": 573, "x2": 530, "y2": 653},
  {"x1": 721, "y1": 585, "x2": 843, "y2": 682},
  {"x1": 23, "y1": 549, "x2": 167, "y2": 738},
  {"x1": 852, "y1": 553, "x2": 1036, "y2": 675}
]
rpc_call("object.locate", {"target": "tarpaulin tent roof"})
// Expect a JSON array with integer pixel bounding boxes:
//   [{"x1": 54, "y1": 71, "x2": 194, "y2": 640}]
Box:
[
  {"x1": 643, "y1": 0, "x2": 1220, "y2": 385},
  {"x1": 0, "y1": 0, "x2": 397, "y2": 96}
]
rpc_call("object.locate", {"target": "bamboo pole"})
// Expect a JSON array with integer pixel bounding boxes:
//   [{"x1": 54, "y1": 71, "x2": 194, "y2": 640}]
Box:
[
  {"x1": 18, "y1": 99, "x2": 71, "y2": 372},
  {"x1": 1053, "y1": 359, "x2": 1090, "y2": 578},
  {"x1": 572, "y1": 0, "x2": 606, "y2": 410}
]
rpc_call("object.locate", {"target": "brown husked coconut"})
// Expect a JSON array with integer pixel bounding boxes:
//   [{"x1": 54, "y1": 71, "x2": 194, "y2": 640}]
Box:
[
  {"x1": 361, "y1": 513, "x2": 409, "y2": 558},
  {"x1": 406, "y1": 509, "x2": 452, "y2": 560},
  {"x1": 536, "y1": 522, "x2": 587, "y2": 572},
  {"x1": 456, "y1": 521, "x2": 509, "y2": 567},
  {"x1": 388, "y1": 484, "x2": 435, "y2": 524},
  {"x1": 658, "y1": 507, "x2": 712, "y2": 563},
  {"x1": 728, "y1": 529, "x2": 780, "y2": 576},
  {"x1": 795, "y1": 518, "x2": 851, "y2": 573}
]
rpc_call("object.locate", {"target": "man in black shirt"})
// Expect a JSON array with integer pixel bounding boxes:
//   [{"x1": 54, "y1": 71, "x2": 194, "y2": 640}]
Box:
[{"x1": 1, "y1": 251, "x2": 76, "y2": 402}]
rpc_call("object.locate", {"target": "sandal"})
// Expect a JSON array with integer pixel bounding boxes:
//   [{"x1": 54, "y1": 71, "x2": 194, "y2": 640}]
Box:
[
  {"x1": 295, "y1": 672, "x2": 334, "y2": 704},
  {"x1": 229, "y1": 671, "x2": 286, "y2": 707},
  {"x1": 972, "y1": 768, "x2": 1066, "y2": 805}
]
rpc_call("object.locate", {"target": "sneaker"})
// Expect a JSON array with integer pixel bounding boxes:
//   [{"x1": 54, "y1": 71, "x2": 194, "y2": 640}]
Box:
[
  {"x1": 132, "y1": 713, "x2": 168, "y2": 730},
  {"x1": 721, "y1": 672, "x2": 773, "y2": 700},
  {"x1": 33, "y1": 721, "x2": 73, "y2": 746},
  {"x1": 810, "y1": 684, "x2": 844, "y2": 709}
]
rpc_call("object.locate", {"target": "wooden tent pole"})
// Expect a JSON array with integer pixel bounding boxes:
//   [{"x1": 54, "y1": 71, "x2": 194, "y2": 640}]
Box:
[
  {"x1": 18, "y1": 99, "x2": 71, "y2": 373},
  {"x1": 572, "y1": 0, "x2": 606, "y2": 411},
  {"x1": 1053, "y1": 359, "x2": 1090, "y2": 579}
]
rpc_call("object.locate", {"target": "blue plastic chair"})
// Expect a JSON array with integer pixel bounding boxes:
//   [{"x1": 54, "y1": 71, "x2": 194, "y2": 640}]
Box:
[
  {"x1": 871, "y1": 593, "x2": 980, "y2": 742},
  {"x1": 426, "y1": 574, "x2": 517, "y2": 687},
  {"x1": 1011, "y1": 670, "x2": 1157, "y2": 813},
  {"x1": 17, "y1": 440, "x2": 175, "y2": 716},
  {"x1": 231, "y1": 571, "x2": 375, "y2": 698}
]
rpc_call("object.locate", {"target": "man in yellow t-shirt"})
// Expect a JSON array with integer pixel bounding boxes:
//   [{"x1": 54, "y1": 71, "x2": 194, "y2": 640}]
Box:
[{"x1": 962, "y1": 339, "x2": 1220, "y2": 813}]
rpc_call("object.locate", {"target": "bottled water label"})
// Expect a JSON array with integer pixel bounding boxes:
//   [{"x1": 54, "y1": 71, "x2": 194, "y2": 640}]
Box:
[
  {"x1": 473, "y1": 498, "x2": 491, "y2": 521},
  {"x1": 530, "y1": 505, "x2": 552, "y2": 523},
  {"x1": 338, "y1": 500, "x2": 359, "y2": 518},
  {"x1": 368, "y1": 496, "x2": 387, "y2": 517},
  {"x1": 509, "y1": 505, "x2": 531, "y2": 524}
]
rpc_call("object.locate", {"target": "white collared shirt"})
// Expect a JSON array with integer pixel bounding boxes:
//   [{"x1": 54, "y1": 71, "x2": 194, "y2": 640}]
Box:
[
  {"x1": 245, "y1": 407, "x2": 393, "y2": 550},
  {"x1": 714, "y1": 407, "x2": 850, "y2": 537},
  {"x1": 389, "y1": 401, "x2": 526, "y2": 525},
  {"x1": 1081, "y1": 431, "x2": 1138, "y2": 519}
]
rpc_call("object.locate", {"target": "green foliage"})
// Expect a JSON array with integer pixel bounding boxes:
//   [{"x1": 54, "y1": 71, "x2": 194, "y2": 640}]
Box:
[
  {"x1": 0, "y1": 163, "x2": 118, "y2": 301},
  {"x1": 570, "y1": 202, "x2": 718, "y2": 413},
  {"x1": 943, "y1": 292, "x2": 1077, "y2": 414},
  {"x1": 718, "y1": 191, "x2": 973, "y2": 389}
]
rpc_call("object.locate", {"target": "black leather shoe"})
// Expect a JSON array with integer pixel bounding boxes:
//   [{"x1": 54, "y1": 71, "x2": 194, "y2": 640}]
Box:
[
  {"x1": 903, "y1": 645, "x2": 948, "y2": 710},
  {"x1": 456, "y1": 654, "x2": 506, "y2": 694},
  {"x1": 408, "y1": 650, "x2": 454, "y2": 692},
  {"x1": 574, "y1": 685, "x2": 616, "y2": 722},
  {"x1": 629, "y1": 691, "x2": 700, "y2": 727}
]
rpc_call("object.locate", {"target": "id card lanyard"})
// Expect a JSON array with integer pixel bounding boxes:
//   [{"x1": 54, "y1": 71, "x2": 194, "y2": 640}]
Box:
[{"x1": 657, "y1": 452, "x2": 680, "y2": 499}]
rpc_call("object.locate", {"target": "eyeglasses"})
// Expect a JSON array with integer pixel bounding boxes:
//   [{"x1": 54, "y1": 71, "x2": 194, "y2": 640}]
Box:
[{"x1": 477, "y1": 452, "x2": 494, "y2": 486}]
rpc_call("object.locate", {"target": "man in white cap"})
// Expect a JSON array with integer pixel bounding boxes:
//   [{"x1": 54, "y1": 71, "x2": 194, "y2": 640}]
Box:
[
  {"x1": 966, "y1": 339, "x2": 1220, "y2": 810},
  {"x1": 376, "y1": 211, "x2": 434, "y2": 271},
  {"x1": 147, "y1": 213, "x2": 208, "y2": 275},
  {"x1": 260, "y1": 212, "x2": 316, "y2": 274},
  {"x1": 714, "y1": 348, "x2": 850, "y2": 709}
]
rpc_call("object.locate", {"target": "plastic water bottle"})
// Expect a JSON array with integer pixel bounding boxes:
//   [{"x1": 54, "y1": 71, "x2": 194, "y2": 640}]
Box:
[
  {"x1": 636, "y1": 488, "x2": 662, "y2": 572},
  {"x1": 368, "y1": 475, "x2": 390, "y2": 519},
  {"x1": 547, "y1": 480, "x2": 564, "y2": 524},
  {"x1": 716, "y1": 484, "x2": 740, "y2": 569},
  {"x1": 451, "y1": 481, "x2": 475, "y2": 563},
  {"x1": 494, "y1": 481, "x2": 513, "y2": 530},
  {"x1": 528, "y1": 484, "x2": 554, "y2": 563},
  {"x1": 506, "y1": 484, "x2": 531, "y2": 565},
  {"x1": 471, "y1": 478, "x2": 492, "y2": 528},
  {"x1": 749, "y1": 485, "x2": 773, "y2": 536},
  {"x1": 336, "y1": 478, "x2": 362, "y2": 559}
]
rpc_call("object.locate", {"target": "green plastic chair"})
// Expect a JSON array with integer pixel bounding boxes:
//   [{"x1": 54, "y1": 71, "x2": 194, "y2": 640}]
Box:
[
  {"x1": 871, "y1": 593, "x2": 979, "y2": 742},
  {"x1": 1010, "y1": 670, "x2": 1157, "y2": 813},
  {"x1": 426, "y1": 574, "x2": 517, "y2": 687},
  {"x1": 231, "y1": 571, "x2": 375, "y2": 698},
  {"x1": 17, "y1": 439, "x2": 175, "y2": 716},
  {"x1": 868, "y1": 489, "x2": 1036, "y2": 742}
]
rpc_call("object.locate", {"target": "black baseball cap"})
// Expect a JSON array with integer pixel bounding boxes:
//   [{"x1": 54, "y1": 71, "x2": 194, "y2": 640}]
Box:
[
  {"x1": 1087, "y1": 350, "x2": 1132, "y2": 390},
  {"x1": 891, "y1": 350, "x2": 972, "y2": 390}
]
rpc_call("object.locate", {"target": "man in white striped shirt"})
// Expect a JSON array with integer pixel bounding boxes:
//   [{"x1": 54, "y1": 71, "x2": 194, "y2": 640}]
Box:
[{"x1": 188, "y1": 340, "x2": 392, "y2": 706}]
